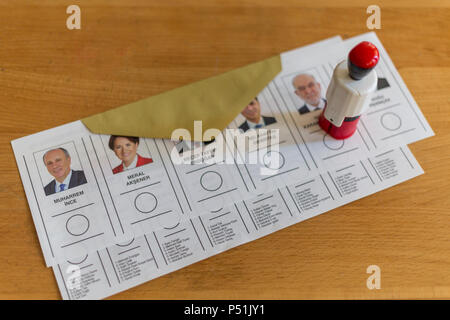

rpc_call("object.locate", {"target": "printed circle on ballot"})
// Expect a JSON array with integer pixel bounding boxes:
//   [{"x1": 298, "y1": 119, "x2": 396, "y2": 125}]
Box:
[
  {"x1": 380, "y1": 112, "x2": 402, "y2": 131},
  {"x1": 115, "y1": 238, "x2": 135, "y2": 247},
  {"x1": 200, "y1": 171, "x2": 223, "y2": 192},
  {"x1": 323, "y1": 134, "x2": 345, "y2": 150},
  {"x1": 263, "y1": 150, "x2": 285, "y2": 170},
  {"x1": 134, "y1": 192, "x2": 158, "y2": 214},
  {"x1": 67, "y1": 254, "x2": 89, "y2": 265},
  {"x1": 156, "y1": 210, "x2": 181, "y2": 230},
  {"x1": 65, "y1": 214, "x2": 90, "y2": 236}
]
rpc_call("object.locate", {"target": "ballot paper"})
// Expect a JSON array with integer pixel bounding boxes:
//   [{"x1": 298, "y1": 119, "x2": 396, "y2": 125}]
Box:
[
  {"x1": 11, "y1": 36, "x2": 342, "y2": 267},
  {"x1": 53, "y1": 145, "x2": 423, "y2": 300},
  {"x1": 11, "y1": 32, "x2": 433, "y2": 275}
]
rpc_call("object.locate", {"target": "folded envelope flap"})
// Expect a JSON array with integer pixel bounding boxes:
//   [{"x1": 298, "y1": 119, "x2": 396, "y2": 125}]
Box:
[{"x1": 82, "y1": 55, "x2": 282, "y2": 141}]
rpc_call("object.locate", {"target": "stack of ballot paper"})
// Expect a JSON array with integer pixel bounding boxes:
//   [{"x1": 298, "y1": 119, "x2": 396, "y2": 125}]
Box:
[{"x1": 11, "y1": 32, "x2": 434, "y2": 300}]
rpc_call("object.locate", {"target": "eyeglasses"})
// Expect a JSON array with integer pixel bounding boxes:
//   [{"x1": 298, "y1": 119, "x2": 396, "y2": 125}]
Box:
[{"x1": 296, "y1": 81, "x2": 317, "y2": 92}]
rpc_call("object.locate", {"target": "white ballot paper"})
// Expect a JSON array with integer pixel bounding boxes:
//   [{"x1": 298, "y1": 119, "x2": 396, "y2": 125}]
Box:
[
  {"x1": 11, "y1": 31, "x2": 433, "y2": 289},
  {"x1": 53, "y1": 145, "x2": 423, "y2": 300}
]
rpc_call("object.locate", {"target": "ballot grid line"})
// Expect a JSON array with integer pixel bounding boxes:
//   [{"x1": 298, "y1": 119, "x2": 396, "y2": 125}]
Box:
[
  {"x1": 190, "y1": 219, "x2": 206, "y2": 251},
  {"x1": 117, "y1": 246, "x2": 140, "y2": 256},
  {"x1": 197, "y1": 188, "x2": 238, "y2": 203},
  {"x1": 360, "y1": 160, "x2": 375, "y2": 185},
  {"x1": 375, "y1": 149, "x2": 395, "y2": 158},
  {"x1": 119, "y1": 181, "x2": 161, "y2": 196},
  {"x1": 259, "y1": 88, "x2": 311, "y2": 171},
  {"x1": 234, "y1": 204, "x2": 250, "y2": 234},
  {"x1": 216, "y1": 131, "x2": 252, "y2": 192},
  {"x1": 265, "y1": 84, "x2": 315, "y2": 170},
  {"x1": 336, "y1": 164, "x2": 356, "y2": 173},
  {"x1": 241, "y1": 200, "x2": 258, "y2": 231},
  {"x1": 98, "y1": 136, "x2": 114, "y2": 175},
  {"x1": 81, "y1": 138, "x2": 117, "y2": 237},
  {"x1": 147, "y1": 139, "x2": 185, "y2": 214},
  {"x1": 161, "y1": 140, "x2": 192, "y2": 212},
  {"x1": 295, "y1": 179, "x2": 315, "y2": 188},
  {"x1": 381, "y1": 57, "x2": 427, "y2": 132},
  {"x1": 61, "y1": 232, "x2": 105, "y2": 248},
  {"x1": 229, "y1": 144, "x2": 251, "y2": 192},
  {"x1": 359, "y1": 118, "x2": 377, "y2": 149},
  {"x1": 79, "y1": 263, "x2": 93, "y2": 270},
  {"x1": 381, "y1": 128, "x2": 416, "y2": 141},
  {"x1": 227, "y1": 125, "x2": 257, "y2": 191},
  {"x1": 51, "y1": 202, "x2": 95, "y2": 218},
  {"x1": 198, "y1": 216, "x2": 214, "y2": 248},
  {"x1": 89, "y1": 136, "x2": 125, "y2": 234},
  {"x1": 143, "y1": 234, "x2": 159, "y2": 269},
  {"x1": 130, "y1": 209, "x2": 173, "y2": 225},
  {"x1": 285, "y1": 186, "x2": 301, "y2": 215},
  {"x1": 105, "y1": 248, "x2": 121, "y2": 284},
  {"x1": 23, "y1": 156, "x2": 55, "y2": 258},
  {"x1": 399, "y1": 147, "x2": 414, "y2": 169},
  {"x1": 57, "y1": 264, "x2": 71, "y2": 300},
  {"x1": 252, "y1": 195, "x2": 274, "y2": 205},
  {"x1": 271, "y1": 73, "x2": 321, "y2": 168},
  {"x1": 357, "y1": 127, "x2": 371, "y2": 151},
  {"x1": 367, "y1": 157, "x2": 383, "y2": 182},
  {"x1": 260, "y1": 166, "x2": 300, "y2": 181},
  {"x1": 97, "y1": 250, "x2": 112, "y2": 288},
  {"x1": 327, "y1": 171, "x2": 343, "y2": 198},
  {"x1": 367, "y1": 102, "x2": 402, "y2": 116},
  {"x1": 209, "y1": 211, "x2": 232, "y2": 221},
  {"x1": 319, "y1": 174, "x2": 335, "y2": 201},
  {"x1": 278, "y1": 189, "x2": 294, "y2": 217}
]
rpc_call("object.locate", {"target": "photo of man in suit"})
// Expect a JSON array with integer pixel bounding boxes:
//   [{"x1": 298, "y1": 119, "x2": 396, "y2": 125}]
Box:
[
  {"x1": 292, "y1": 73, "x2": 326, "y2": 115},
  {"x1": 43, "y1": 147, "x2": 87, "y2": 196},
  {"x1": 238, "y1": 97, "x2": 277, "y2": 133}
]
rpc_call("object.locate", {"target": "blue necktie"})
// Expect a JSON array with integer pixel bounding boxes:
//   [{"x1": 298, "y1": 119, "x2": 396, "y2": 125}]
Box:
[
  {"x1": 59, "y1": 184, "x2": 66, "y2": 192},
  {"x1": 255, "y1": 124, "x2": 263, "y2": 129}
]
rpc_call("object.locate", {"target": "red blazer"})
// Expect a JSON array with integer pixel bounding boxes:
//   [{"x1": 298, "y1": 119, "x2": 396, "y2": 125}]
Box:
[{"x1": 112, "y1": 154, "x2": 153, "y2": 174}]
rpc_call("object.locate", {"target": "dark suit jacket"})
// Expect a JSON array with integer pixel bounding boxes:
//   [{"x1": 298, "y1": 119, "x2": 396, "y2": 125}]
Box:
[
  {"x1": 238, "y1": 116, "x2": 277, "y2": 133},
  {"x1": 44, "y1": 170, "x2": 87, "y2": 196},
  {"x1": 298, "y1": 104, "x2": 310, "y2": 115}
]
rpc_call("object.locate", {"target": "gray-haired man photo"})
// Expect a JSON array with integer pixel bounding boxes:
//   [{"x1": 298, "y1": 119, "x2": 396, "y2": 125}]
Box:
[
  {"x1": 292, "y1": 73, "x2": 327, "y2": 115},
  {"x1": 42, "y1": 147, "x2": 87, "y2": 196}
]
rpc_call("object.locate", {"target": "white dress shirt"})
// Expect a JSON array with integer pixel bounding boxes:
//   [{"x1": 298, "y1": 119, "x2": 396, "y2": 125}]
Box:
[
  {"x1": 123, "y1": 155, "x2": 138, "y2": 171},
  {"x1": 245, "y1": 117, "x2": 265, "y2": 129},
  {"x1": 305, "y1": 98, "x2": 326, "y2": 113}
]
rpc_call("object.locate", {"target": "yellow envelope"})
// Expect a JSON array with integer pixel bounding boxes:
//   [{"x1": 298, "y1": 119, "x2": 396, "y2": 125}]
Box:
[{"x1": 82, "y1": 55, "x2": 281, "y2": 141}]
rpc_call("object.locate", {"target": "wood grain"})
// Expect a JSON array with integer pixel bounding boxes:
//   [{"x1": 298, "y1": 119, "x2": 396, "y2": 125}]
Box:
[{"x1": 0, "y1": 0, "x2": 449, "y2": 299}]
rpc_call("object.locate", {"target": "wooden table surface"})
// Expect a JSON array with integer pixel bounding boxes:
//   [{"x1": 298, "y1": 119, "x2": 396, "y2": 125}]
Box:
[{"x1": 0, "y1": 0, "x2": 449, "y2": 300}]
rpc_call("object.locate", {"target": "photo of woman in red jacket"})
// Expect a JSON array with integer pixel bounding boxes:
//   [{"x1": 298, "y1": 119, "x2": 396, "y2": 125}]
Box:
[{"x1": 108, "y1": 135, "x2": 153, "y2": 174}]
